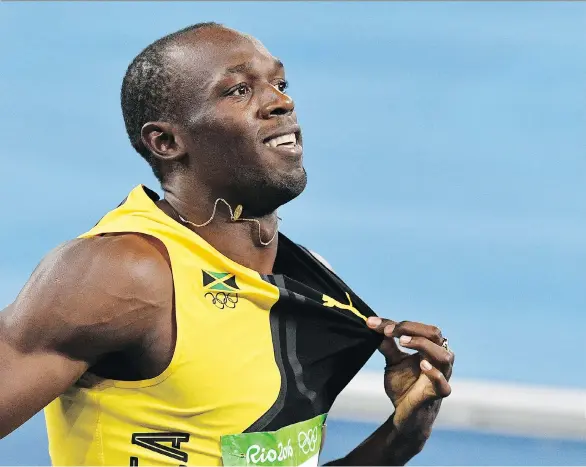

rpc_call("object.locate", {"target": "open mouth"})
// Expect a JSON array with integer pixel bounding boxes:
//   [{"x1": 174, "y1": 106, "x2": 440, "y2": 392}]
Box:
[{"x1": 263, "y1": 132, "x2": 299, "y2": 149}]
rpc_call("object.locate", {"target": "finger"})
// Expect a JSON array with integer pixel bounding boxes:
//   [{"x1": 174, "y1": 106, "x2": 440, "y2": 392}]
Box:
[
  {"x1": 391, "y1": 321, "x2": 444, "y2": 346},
  {"x1": 420, "y1": 360, "x2": 452, "y2": 398},
  {"x1": 366, "y1": 317, "x2": 405, "y2": 361},
  {"x1": 366, "y1": 316, "x2": 397, "y2": 336},
  {"x1": 380, "y1": 335, "x2": 405, "y2": 363},
  {"x1": 398, "y1": 336, "x2": 454, "y2": 369}
]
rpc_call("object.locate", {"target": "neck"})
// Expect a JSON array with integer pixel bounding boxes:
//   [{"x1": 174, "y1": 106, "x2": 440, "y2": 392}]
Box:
[{"x1": 159, "y1": 182, "x2": 279, "y2": 275}]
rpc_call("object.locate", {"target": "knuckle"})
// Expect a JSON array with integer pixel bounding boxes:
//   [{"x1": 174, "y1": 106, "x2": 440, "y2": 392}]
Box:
[
  {"x1": 427, "y1": 372, "x2": 441, "y2": 384},
  {"x1": 439, "y1": 353, "x2": 452, "y2": 365},
  {"x1": 430, "y1": 326, "x2": 442, "y2": 340},
  {"x1": 380, "y1": 318, "x2": 393, "y2": 328}
]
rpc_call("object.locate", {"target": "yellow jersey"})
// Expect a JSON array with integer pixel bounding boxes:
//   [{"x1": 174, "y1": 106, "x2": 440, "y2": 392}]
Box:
[{"x1": 44, "y1": 185, "x2": 381, "y2": 466}]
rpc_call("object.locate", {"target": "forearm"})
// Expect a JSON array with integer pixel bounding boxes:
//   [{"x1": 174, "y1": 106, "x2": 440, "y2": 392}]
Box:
[{"x1": 324, "y1": 414, "x2": 427, "y2": 466}]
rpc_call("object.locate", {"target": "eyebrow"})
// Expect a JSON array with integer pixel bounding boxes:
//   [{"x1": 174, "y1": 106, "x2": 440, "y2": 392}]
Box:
[
  {"x1": 226, "y1": 62, "x2": 252, "y2": 75},
  {"x1": 224, "y1": 59, "x2": 285, "y2": 76}
]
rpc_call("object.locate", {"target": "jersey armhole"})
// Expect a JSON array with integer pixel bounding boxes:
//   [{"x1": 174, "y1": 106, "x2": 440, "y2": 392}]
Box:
[{"x1": 81, "y1": 231, "x2": 180, "y2": 390}]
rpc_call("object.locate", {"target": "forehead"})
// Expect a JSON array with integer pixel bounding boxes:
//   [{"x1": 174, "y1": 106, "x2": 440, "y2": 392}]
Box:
[{"x1": 165, "y1": 27, "x2": 281, "y2": 83}]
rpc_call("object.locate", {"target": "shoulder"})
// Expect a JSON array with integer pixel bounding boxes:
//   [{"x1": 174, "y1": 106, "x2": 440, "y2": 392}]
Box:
[
  {"x1": 6, "y1": 234, "x2": 173, "y2": 362},
  {"x1": 38, "y1": 234, "x2": 172, "y2": 315},
  {"x1": 53, "y1": 233, "x2": 170, "y2": 274}
]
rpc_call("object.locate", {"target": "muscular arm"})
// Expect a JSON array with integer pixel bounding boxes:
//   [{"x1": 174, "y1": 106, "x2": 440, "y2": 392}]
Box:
[{"x1": 0, "y1": 235, "x2": 173, "y2": 439}]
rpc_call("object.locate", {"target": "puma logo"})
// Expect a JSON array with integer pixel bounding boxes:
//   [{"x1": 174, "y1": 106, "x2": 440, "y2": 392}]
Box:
[{"x1": 322, "y1": 292, "x2": 367, "y2": 321}]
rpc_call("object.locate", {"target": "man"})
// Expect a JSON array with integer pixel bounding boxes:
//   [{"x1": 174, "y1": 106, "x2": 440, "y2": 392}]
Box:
[{"x1": 0, "y1": 23, "x2": 454, "y2": 466}]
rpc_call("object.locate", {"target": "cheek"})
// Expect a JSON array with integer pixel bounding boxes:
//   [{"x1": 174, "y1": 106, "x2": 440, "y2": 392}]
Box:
[
  {"x1": 191, "y1": 123, "x2": 249, "y2": 158},
  {"x1": 203, "y1": 112, "x2": 257, "y2": 148},
  {"x1": 187, "y1": 109, "x2": 263, "y2": 167}
]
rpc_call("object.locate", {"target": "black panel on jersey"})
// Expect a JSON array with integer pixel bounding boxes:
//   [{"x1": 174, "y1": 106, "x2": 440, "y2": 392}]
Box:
[{"x1": 244, "y1": 234, "x2": 382, "y2": 432}]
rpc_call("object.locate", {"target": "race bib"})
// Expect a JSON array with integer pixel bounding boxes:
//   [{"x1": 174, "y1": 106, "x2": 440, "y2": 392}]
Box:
[{"x1": 220, "y1": 414, "x2": 327, "y2": 466}]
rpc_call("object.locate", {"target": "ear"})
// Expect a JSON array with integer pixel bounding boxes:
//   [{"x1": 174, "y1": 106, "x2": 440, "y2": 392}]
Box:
[{"x1": 140, "y1": 121, "x2": 187, "y2": 162}]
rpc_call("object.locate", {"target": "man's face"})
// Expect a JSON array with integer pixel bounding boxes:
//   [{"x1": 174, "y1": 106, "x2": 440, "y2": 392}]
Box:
[{"x1": 169, "y1": 27, "x2": 306, "y2": 216}]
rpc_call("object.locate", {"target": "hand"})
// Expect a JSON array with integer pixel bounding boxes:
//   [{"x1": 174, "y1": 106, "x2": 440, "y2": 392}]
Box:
[{"x1": 366, "y1": 317, "x2": 454, "y2": 440}]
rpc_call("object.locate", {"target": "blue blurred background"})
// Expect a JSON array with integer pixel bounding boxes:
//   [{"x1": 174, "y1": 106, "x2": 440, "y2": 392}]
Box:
[{"x1": 1, "y1": 2, "x2": 585, "y2": 465}]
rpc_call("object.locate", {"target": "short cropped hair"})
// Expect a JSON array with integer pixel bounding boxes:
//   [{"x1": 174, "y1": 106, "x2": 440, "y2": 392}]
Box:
[{"x1": 120, "y1": 22, "x2": 222, "y2": 181}]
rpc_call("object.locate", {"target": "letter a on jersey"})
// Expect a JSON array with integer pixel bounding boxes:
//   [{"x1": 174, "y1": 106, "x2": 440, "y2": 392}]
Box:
[{"x1": 131, "y1": 432, "x2": 190, "y2": 463}]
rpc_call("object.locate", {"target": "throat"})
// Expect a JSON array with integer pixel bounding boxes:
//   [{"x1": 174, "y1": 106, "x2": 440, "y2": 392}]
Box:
[
  {"x1": 202, "y1": 225, "x2": 279, "y2": 274},
  {"x1": 157, "y1": 199, "x2": 279, "y2": 274}
]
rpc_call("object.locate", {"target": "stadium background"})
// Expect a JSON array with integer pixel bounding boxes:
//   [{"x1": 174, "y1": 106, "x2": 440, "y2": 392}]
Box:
[{"x1": 1, "y1": 2, "x2": 584, "y2": 465}]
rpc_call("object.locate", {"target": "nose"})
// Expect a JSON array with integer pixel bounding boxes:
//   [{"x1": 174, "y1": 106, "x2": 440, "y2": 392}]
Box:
[{"x1": 259, "y1": 85, "x2": 294, "y2": 119}]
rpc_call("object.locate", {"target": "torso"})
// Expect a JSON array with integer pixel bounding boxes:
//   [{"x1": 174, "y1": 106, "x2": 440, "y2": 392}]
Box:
[{"x1": 44, "y1": 186, "x2": 382, "y2": 466}]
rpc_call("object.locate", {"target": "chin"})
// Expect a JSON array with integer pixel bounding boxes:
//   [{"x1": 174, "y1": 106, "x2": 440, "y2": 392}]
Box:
[
  {"x1": 245, "y1": 169, "x2": 307, "y2": 217},
  {"x1": 279, "y1": 167, "x2": 308, "y2": 201}
]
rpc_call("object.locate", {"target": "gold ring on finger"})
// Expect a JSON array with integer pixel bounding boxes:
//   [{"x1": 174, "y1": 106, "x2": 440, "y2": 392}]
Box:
[{"x1": 442, "y1": 337, "x2": 452, "y2": 353}]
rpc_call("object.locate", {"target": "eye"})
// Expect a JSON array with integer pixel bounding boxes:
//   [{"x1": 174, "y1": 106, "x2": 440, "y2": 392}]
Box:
[
  {"x1": 227, "y1": 83, "x2": 250, "y2": 97},
  {"x1": 275, "y1": 79, "x2": 289, "y2": 93}
]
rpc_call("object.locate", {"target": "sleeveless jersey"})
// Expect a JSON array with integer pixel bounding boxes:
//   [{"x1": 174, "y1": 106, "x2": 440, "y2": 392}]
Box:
[{"x1": 44, "y1": 185, "x2": 382, "y2": 466}]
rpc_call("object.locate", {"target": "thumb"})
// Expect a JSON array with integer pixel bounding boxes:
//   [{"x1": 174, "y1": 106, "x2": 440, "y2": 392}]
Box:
[
  {"x1": 392, "y1": 361, "x2": 451, "y2": 429},
  {"x1": 380, "y1": 334, "x2": 404, "y2": 364},
  {"x1": 419, "y1": 359, "x2": 452, "y2": 399}
]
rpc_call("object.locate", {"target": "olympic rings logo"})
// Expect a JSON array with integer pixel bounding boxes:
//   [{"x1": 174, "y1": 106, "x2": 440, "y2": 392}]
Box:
[
  {"x1": 297, "y1": 427, "x2": 318, "y2": 455},
  {"x1": 205, "y1": 291, "x2": 239, "y2": 309}
]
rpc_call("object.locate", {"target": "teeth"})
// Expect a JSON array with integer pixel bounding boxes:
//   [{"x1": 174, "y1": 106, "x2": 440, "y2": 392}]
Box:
[{"x1": 265, "y1": 133, "x2": 296, "y2": 148}]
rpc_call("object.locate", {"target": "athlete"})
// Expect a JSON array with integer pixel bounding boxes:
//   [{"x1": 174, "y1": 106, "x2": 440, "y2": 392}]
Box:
[{"x1": 0, "y1": 23, "x2": 454, "y2": 466}]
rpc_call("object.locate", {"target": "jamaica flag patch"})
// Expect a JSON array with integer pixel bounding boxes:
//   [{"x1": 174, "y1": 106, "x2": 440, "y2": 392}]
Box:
[{"x1": 202, "y1": 271, "x2": 239, "y2": 309}]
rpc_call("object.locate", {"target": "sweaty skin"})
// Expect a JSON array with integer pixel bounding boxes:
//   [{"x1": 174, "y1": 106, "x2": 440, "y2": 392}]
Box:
[{"x1": 0, "y1": 25, "x2": 453, "y2": 465}]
